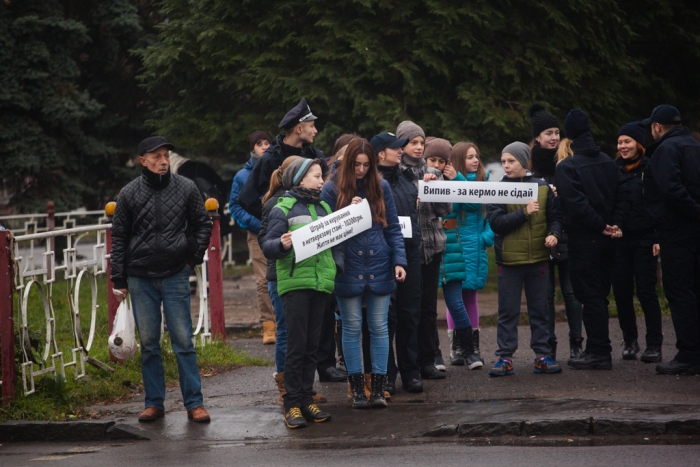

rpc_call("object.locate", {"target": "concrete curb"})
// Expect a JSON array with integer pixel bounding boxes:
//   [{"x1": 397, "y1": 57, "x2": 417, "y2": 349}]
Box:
[
  {"x1": 0, "y1": 420, "x2": 153, "y2": 443},
  {"x1": 420, "y1": 418, "x2": 700, "y2": 438}
]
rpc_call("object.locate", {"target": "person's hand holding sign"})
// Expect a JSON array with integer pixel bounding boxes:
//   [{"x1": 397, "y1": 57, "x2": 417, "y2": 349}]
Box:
[
  {"x1": 351, "y1": 196, "x2": 362, "y2": 205},
  {"x1": 281, "y1": 232, "x2": 293, "y2": 250}
]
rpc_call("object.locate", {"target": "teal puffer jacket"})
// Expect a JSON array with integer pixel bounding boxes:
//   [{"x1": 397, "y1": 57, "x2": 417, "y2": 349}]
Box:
[
  {"x1": 439, "y1": 172, "x2": 469, "y2": 285},
  {"x1": 457, "y1": 172, "x2": 495, "y2": 290}
]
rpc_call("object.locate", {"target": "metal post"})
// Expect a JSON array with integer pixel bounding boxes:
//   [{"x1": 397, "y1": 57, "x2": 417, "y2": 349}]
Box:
[
  {"x1": 205, "y1": 199, "x2": 225, "y2": 343},
  {"x1": 0, "y1": 231, "x2": 16, "y2": 407},
  {"x1": 46, "y1": 201, "x2": 55, "y2": 253},
  {"x1": 104, "y1": 202, "x2": 120, "y2": 362}
]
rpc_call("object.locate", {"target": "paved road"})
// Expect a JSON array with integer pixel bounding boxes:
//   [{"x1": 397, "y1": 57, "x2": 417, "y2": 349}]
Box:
[{"x1": 2, "y1": 442, "x2": 699, "y2": 466}]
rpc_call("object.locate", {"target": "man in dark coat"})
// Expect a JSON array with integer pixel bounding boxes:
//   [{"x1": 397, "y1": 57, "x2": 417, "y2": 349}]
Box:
[
  {"x1": 238, "y1": 98, "x2": 325, "y2": 220},
  {"x1": 555, "y1": 110, "x2": 627, "y2": 370},
  {"x1": 643, "y1": 105, "x2": 700, "y2": 375},
  {"x1": 111, "y1": 136, "x2": 212, "y2": 423}
]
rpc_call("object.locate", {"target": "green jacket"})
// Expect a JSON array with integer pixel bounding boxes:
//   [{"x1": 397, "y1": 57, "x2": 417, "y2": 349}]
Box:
[
  {"x1": 487, "y1": 175, "x2": 562, "y2": 266},
  {"x1": 260, "y1": 194, "x2": 339, "y2": 296}
]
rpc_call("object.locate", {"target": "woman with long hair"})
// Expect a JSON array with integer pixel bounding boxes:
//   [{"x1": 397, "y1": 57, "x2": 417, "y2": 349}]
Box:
[
  {"x1": 321, "y1": 138, "x2": 407, "y2": 409},
  {"x1": 611, "y1": 122, "x2": 663, "y2": 362},
  {"x1": 529, "y1": 105, "x2": 583, "y2": 360},
  {"x1": 443, "y1": 142, "x2": 494, "y2": 364}
]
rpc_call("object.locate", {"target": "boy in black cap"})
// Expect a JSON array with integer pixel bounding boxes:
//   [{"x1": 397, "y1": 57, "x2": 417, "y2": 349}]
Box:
[
  {"x1": 238, "y1": 98, "x2": 326, "y2": 220},
  {"x1": 643, "y1": 105, "x2": 700, "y2": 375}
]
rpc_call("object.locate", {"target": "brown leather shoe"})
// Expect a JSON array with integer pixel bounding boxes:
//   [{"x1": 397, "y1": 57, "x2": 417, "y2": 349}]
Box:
[
  {"x1": 187, "y1": 406, "x2": 211, "y2": 423},
  {"x1": 138, "y1": 407, "x2": 164, "y2": 422},
  {"x1": 312, "y1": 391, "x2": 327, "y2": 404}
]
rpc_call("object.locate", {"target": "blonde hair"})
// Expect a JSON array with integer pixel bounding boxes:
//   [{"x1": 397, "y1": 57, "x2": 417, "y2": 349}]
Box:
[
  {"x1": 262, "y1": 156, "x2": 303, "y2": 205},
  {"x1": 556, "y1": 138, "x2": 573, "y2": 164}
]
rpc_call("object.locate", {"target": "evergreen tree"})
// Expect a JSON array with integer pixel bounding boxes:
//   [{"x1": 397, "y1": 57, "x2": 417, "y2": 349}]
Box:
[{"x1": 137, "y1": 0, "x2": 700, "y2": 162}]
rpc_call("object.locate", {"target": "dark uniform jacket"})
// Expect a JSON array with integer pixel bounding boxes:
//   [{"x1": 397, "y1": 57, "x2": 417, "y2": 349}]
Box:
[
  {"x1": 377, "y1": 164, "x2": 421, "y2": 248},
  {"x1": 238, "y1": 134, "x2": 325, "y2": 220},
  {"x1": 643, "y1": 126, "x2": 700, "y2": 237},
  {"x1": 110, "y1": 168, "x2": 212, "y2": 289}
]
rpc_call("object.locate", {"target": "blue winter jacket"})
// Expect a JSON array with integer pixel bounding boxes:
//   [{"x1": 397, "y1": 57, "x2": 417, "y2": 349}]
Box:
[
  {"x1": 229, "y1": 156, "x2": 261, "y2": 234},
  {"x1": 321, "y1": 176, "x2": 407, "y2": 298},
  {"x1": 457, "y1": 172, "x2": 494, "y2": 290}
]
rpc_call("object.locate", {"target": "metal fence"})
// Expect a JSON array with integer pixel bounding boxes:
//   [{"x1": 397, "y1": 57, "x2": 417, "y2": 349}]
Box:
[{"x1": 0, "y1": 201, "x2": 226, "y2": 407}]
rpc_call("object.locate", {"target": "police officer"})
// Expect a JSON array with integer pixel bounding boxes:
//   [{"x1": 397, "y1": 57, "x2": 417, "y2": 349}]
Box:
[
  {"x1": 643, "y1": 105, "x2": 700, "y2": 375},
  {"x1": 238, "y1": 98, "x2": 326, "y2": 219}
]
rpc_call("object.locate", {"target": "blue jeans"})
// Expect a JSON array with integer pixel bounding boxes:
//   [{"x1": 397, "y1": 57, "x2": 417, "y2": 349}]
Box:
[
  {"x1": 337, "y1": 292, "x2": 391, "y2": 375},
  {"x1": 442, "y1": 280, "x2": 472, "y2": 330},
  {"x1": 268, "y1": 280, "x2": 287, "y2": 373},
  {"x1": 128, "y1": 266, "x2": 203, "y2": 411}
]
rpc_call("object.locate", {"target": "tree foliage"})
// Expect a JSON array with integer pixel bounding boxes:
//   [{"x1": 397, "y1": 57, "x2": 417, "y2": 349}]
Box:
[
  {"x1": 138, "y1": 0, "x2": 700, "y2": 162},
  {"x1": 0, "y1": 0, "x2": 158, "y2": 212}
]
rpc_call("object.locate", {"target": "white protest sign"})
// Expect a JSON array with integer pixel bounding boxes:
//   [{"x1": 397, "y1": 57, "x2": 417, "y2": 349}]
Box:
[
  {"x1": 291, "y1": 198, "x2": 372, "y2": 262},
  {"x1": 398, "y1": 216, "x2": 412, "y2": 238},
  {"x1": 418, "y1": 181, "x2": 538, "y2": 204}
]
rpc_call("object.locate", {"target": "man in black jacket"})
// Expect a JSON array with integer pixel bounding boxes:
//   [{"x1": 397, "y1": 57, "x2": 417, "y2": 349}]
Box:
[
  {"x1": 111, "y1": 136, "x2": 213, "y2": 423},
  {"x1": 238, "y1": 98, "x2": 325, "y2": 220},
  {"x1": 643, "y1": 105, "x2": 700, "y2": 375},
  {"x1": 555, "y1": 110, "x2": 626, "y2": 370}
]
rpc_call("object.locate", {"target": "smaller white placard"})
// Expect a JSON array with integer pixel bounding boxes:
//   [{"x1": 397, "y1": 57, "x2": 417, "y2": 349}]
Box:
[
  {"x1": 398, "y1": 216, "x2": 412, "y2": 238},
  {"x1": 291, "y1": 199, "x2": 372, "y2": 262}
]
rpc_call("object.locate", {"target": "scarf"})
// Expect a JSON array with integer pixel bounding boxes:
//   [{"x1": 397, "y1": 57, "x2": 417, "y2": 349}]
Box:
[
  {"x1": 530, "y1": 145, "x2": 558, "y2": 177},
  {"x1": 290, "y1": 186, "x2": 321, "y2": 203}
]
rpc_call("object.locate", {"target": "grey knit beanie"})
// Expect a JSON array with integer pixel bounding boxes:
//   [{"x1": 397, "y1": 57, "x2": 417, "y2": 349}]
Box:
[
  {"x1": 282, "y1": 158, "x2": 316, "y2": 189},
  {"x1": 423, "y1": 137, "x2": 452, "y2": 162},
  {"x1": 396, "y1": 120, "x2": 426, "y2": 142},
  {"x1": 502, "y1": 142, "x2": 531, "y2": 170}
]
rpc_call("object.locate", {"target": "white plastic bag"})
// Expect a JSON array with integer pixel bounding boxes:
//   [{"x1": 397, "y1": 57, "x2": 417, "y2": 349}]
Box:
[{"x1": 109, "y1": 298, "x2": 138, "y2": 360}]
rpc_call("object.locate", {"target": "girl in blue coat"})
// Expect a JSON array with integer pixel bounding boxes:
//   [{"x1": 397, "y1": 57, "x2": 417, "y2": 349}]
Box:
[
  {"x1": 443, "y1": 143, "x2": 494, "y2": 364},
  {"x1": 321, "y1": 138, "x2": 407, "y2": 409},
  {"x1": 424, "y1": 138, "x2": 483, "y2": 370}
]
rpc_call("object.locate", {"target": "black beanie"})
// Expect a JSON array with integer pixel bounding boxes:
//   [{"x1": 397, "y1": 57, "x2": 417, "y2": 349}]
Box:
[
  {"x1": 617, "y1": 122, "x2": 646, "y2": 146},
  {"x1": 564, "y1": 109, "x2": 591, "y2": 140},
  {"x1": 529, "y1": 104, "x2": 560, "y2": 139},
  {"x1": 249, "y1": 130, "x2": 272, "y2": 151}
]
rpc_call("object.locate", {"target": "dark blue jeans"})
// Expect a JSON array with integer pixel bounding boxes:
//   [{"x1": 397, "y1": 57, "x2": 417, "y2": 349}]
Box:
[
  {"x1": 128, "y1": 266, "x2": 203, "y2": 411},
  {"x1": 268, "y1": 280, "x2": 287, "y2": 373}
]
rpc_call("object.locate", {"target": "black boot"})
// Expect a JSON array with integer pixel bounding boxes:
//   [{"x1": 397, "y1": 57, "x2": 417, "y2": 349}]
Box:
[
  {"x1": 335, "y1": 321, "x2": 347, "y2": 375},
  {"x1": 456, "y1": 327, "x2": 483, "y2": 370},
  {"x1": 548, "y1": 338, "x2": 558, "y2": 361},
  {"x1": 369, "y1": 373, "x2": 388, "y2": 408},
  {"x1": 569, "y1": 337, "x2": 584, "y2": 359},
  {"x1": 473, "y1": 328, "x2": 481, "y2": 357},
  {"x1": 348, "y1": 374, "x2": 370, "y2": 409},
  {"x1": 449, "y1": 330, "x2": 465, "y2": 366}
]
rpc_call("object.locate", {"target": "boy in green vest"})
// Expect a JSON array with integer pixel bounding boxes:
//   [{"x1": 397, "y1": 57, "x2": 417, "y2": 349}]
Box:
[
  {"x1": 261, "y1": 158, "x2": 342, "y2": 428},
  {"x1": 487, "y1": 142, "x2": 563, "y2": 376}
]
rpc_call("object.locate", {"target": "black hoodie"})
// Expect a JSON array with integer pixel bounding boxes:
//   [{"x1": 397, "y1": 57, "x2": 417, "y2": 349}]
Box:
[{"x1": 555, "y1": 132, "x2": 628, "y2": 235}]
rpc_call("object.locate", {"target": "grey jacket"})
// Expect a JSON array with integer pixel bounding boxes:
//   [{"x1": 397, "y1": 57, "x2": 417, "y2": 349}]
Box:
[{"x1": 399, "y1": 154, "x2": 452, "y2": 264}]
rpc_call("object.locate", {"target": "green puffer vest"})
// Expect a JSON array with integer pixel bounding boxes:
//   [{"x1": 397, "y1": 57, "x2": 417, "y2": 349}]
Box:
[
  {"x1": 501, "y1": 185, "x2": 550, "y2": 265},
  {"x1": 274, "y1": 196, "x2": 337, "y2": 296}
]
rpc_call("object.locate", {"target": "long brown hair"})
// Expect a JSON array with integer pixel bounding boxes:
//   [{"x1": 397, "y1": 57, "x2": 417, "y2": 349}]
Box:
[
  {"x1": 450, "y1": 142, "x2": 486, "y2": 181},
  {"x1": 336, "y1": 138, "x2": 387, "y2": 227},
  {"x1": 261, "y1": 155, "x2": 303, "y2": 205}
]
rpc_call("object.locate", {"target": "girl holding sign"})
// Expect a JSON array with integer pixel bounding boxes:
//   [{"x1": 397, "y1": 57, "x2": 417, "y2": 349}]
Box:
[
  {"x1": 487, "y1": 142, "x2": 563, "y2": 376},
  {"x1": 443, "y1": 142, "x2": 494, "y2": 365},
  {"x1": 262, "y1": 158, "x2": 340, "y2": 429},
  {"x1": 424, "y1": 138, "x2": 484, "y2": 370},
  {"x1": 322, "y1": 138, "x2": 407, "y2": 409}
]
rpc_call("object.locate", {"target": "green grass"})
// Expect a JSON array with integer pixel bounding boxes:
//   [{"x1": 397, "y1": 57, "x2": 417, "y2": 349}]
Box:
[{"x1": 0, "y1": 274, "x2": 266, "y2": 422}]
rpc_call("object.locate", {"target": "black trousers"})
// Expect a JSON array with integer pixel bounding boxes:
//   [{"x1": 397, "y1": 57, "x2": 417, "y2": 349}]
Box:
[
  {"x1": 660, "y1": 232, "x2": 700, "y2": 364},
  {"x1": 282, "y1": 289, "x2": 328, "y2": 409},
  {"x1": 568, "y1": 234, "x2": 615, "y2": 356},
  {"x1": 316, "y1": 298, "x2": 337, "y2": 373},
  {"x1": 387, "y1": 245, "x2": 422, "y2": 383},
  {"x1": 418, "y1": 253, "x2": 442, "y2": 367},
  {"x1": 612, "y1": 236, "x2": 663, "y2": 347}
]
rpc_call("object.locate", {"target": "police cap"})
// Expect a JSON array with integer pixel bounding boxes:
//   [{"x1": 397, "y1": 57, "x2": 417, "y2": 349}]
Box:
[{"x1": 279, "y1": 98, "x2": 318, "y2": 130}]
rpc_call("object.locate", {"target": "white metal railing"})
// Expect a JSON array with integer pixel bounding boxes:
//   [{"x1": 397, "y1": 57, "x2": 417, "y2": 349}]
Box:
[{"x1": 8, "y1": 223, "x2": 212, "y2": 397}]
